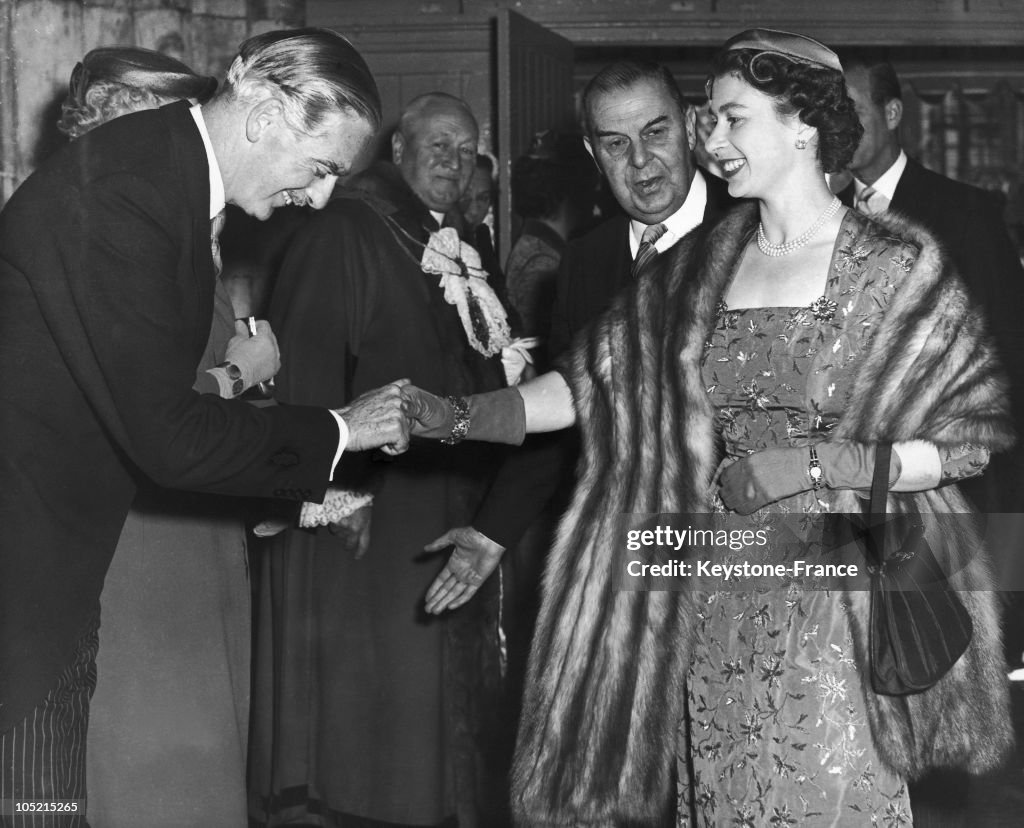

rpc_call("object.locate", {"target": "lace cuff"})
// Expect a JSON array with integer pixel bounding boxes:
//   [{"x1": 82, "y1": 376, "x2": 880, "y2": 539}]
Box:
[
  {"x1": 298, "y1": 488, "x2": 373, "y2": 528},
  {"x1": 940, "y1": 443, "x2": 990, "y2": 483}
]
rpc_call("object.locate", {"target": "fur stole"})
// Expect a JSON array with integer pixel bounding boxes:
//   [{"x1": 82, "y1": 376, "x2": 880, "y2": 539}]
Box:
[{"x1": 511, "y1": 203, "x2": 1014, "y2": 826}]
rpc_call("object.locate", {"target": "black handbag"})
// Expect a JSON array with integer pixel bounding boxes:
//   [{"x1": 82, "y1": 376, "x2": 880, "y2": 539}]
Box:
[{"x1": 837, "y1": 444, "x2": 974, "y2": 696}]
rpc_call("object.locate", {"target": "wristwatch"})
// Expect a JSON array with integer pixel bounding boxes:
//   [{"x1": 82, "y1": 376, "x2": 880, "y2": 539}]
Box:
[
  {"x1": 216, "y1": 361, "x2": 245, "y2": 397},
  {"x1": 808, "y1": 445, "x2": 823, "y2": 490}
]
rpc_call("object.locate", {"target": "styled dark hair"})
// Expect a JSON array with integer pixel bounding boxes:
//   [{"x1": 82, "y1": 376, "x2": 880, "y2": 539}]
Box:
[
  {"x1": 581, "y1": 61, "x2": 687, "y2": 137},
  {"x1": 224, "y1": 27, "x2": 382, "y2": 134},
  {"x1": 511, "y1": 130, "x2": 596, "y2": 221},
  {"x1": 708, "y1": 48, "x2": 862, "y2": 173},
  {"x1": 840, "y1": 54, "x2": 902, "y2": 106}
]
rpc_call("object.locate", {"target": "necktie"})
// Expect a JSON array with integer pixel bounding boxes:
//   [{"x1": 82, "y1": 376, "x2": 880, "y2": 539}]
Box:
[
  {"x1": 632, "y1": 223, "x2": 667, "y2": 278},
  {"x1": 855, "y1": 186, "x2": 880, "y2": 216},
  {"x1": 210, "y1": 209, "x2": 227, "y2": 277}
]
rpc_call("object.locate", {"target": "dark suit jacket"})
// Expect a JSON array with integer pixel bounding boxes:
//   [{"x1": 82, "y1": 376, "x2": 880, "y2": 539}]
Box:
[
  {"x1": 476, "y1": 171, "x2": 738, "y2": 548},
  {"x1": 549, "y1": 171, "x2": 735, "y2": 357},
  {"x1": 840, "y1": 157, "x2": 1024, "y2": 511},
  {"x1": 0, "y1": 101, "x2": 339, "y2": 730}
]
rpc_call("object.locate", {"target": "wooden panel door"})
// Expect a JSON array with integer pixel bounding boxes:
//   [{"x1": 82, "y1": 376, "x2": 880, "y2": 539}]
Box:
[{"x1": 496, "y1": 9, "x2": 575, "y2": 265}]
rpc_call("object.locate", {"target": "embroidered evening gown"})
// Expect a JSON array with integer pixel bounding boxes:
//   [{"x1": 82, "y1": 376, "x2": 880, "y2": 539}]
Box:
[{"x1": 678, "y1": 221, "x2": 986, "y2": 827}]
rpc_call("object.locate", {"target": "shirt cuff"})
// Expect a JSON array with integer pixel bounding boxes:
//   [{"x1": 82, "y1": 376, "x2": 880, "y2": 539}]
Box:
[
  {"x1": 205, "y1": 366, "x2": 236, "y2": 399},
  {"x1": 327, "y1": 410, "x2": 349, "y2": 477}
]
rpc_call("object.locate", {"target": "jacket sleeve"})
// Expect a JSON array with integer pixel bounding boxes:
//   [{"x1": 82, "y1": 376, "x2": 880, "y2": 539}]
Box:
[
  {"x1": 32, "y1": 170, "x2": 338, "y2": 500},
  {"x1": 472, "y1": 430, "x2": 575, "y2": 549},
  {"x1": 269, "y1": 203, "x2": 382, "y2": 491},
  {"x1": 548, "y1": 242, "x2": 578, "y2": 359}
]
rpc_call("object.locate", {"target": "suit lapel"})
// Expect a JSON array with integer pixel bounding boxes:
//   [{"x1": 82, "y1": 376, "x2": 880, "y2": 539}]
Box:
[
  {"x1": 888, "y1": 158, "x2": 922, "y2": 215},
  {"x1": 588, "y1": 216, "x2": 632, "y2": 323},
  {"x1": 837, "y1": 181, "x2": 855, "y2": 209},
  {"x1": 161, "y1": 102, "x2": 218, "y2": 358}
]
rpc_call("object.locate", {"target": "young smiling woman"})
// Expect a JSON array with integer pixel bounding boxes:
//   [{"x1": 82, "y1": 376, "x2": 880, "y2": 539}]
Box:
[{"x1": 401, "y1": 29, "x2": 1013, "y2": 826}]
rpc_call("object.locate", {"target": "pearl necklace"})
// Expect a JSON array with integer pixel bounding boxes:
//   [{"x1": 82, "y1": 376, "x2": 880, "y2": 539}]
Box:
[{"x1": 756, "y1": 197, "x2": 842, "y2": 257}]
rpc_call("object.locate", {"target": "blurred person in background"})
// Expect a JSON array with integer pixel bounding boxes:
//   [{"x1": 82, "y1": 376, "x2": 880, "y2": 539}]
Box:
[{"x1": 505, "y1": 129, "x2": 598, "y2": 348}]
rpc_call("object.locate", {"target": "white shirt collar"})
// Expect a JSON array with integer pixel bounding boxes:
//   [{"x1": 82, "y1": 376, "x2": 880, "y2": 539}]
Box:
[
  {"x1": 189, "y1": 104, "x2": 225, "y2": 220},
  {"x1": 628, "y1": 169, "x2": 708, "y2": 258},
  {"x1": 854, "y1": 149, "x2": 907, "y2": 202},
  {"x1": 429, "y1": 210, "x2": 446, "y2": 228}
]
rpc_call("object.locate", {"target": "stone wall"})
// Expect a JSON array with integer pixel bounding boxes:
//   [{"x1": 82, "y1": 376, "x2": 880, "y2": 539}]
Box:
[
  {"x1": 4, "y1": 0, "x2": 1023, "y2": 203},
  {"x1": 0, "y1": 0, "x2": 303, "y2": 204}
]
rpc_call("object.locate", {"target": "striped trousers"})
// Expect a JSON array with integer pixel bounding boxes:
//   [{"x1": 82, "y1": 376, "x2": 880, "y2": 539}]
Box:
[{"x1": 1, "y1": 618, "x2": 98, "y2": 828}]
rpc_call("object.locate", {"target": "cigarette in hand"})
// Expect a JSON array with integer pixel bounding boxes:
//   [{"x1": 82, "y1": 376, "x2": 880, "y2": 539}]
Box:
[{"x1": 244, "y1": 316, "x2": 273, "y2": 395}]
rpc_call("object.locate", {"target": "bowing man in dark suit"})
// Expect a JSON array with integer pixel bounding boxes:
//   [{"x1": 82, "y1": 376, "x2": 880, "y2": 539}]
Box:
[
  {"x1": 0, "y1": 28, "x2": 410, "y2": 822},
  {"x1": 839, "y1": 54, "x2": 1024, "y2": 828}
]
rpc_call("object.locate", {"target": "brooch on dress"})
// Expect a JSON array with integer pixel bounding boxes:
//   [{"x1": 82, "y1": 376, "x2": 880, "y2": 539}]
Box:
[{"x1": 809, "y1": 296, "x2": 838, "y2": 321}]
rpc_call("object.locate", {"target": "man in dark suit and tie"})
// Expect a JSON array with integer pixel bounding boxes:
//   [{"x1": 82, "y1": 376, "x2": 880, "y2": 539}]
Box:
[
  {"x1": 840, "y1": 58, "x2": 1024, "y2": 520},
  {"x1": 454, "y1": 61, "x2": 737, "y2": 560},
  {"x1": 840, "y1": 54, "x2": 1024, "y2": 828},
  {"x1": 549, "y1": 60, "x2": 735, "y2": 355},
  {"x1": 0, "y1": 29, "x2": 410, "y2": 823},
  {"x1": 839, "y1": 57, "x2": 1024, "y2": 346},
  {"x1": 418, "y1": 62, "x2": 738, "y2": 687}
]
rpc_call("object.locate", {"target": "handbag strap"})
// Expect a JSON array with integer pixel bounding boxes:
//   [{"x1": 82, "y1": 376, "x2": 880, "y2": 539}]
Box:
[{"x1": 865, "y1": 443, "x2": 893, "y2": 568}]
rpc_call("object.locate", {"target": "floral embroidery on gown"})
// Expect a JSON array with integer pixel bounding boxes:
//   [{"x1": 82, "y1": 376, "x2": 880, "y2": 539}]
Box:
[{"x1": 676, "y1": 222, "x2": 920, "y2": 827}]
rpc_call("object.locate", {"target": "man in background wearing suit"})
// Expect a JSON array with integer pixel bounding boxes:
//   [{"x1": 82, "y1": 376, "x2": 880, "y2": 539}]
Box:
[
  {"x1": 419, "y1": 65, "x2": 739, "y2": 771},
  {"x1": 0, "y1": 29, "x2": 409, "y2": 825},
  {"x1": 841, "y1": 54, "x2": 1024, "y2": 828},
  {"x1": 549, "y1": 60, "x2": 735, "y2": 355},
  {"x1": 841, "y1": 58, "x2": 1024, "y2": 528},
  {"x1": 452, "y1": 60, "x2": 738, "y2": 562}
]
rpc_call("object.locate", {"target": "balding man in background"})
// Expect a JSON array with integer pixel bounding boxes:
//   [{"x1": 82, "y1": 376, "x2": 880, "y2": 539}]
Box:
[{"x1": 249, "y1": 92, "x2": 511, "y2": 827}]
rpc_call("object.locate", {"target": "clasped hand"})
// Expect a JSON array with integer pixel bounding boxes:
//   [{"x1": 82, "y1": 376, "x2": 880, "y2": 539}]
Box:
[
  {"x1": 717, "y1": 446, "x2": 813, "y2": 515},
  {"x1": 717, "y1": 442, "x2": 887, "y2": 513},
  {"x1": 399, "y1": 385, "x2": 453, "y2": 439},
  {"x1": 336, "y1": 379, "x2": 414, "y2": 455},
  {"x1": 336, "y1": 384, "x2": 458, "y2": 454}
]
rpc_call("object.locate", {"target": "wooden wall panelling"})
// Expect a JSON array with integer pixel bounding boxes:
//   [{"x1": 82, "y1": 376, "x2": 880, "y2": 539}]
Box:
[
  {"x1": 321, "y1": 18, "x2": 494, "y2": 158},
  {"x1": 308, "y1": 0, "x2": 1024, "y2": 46}
]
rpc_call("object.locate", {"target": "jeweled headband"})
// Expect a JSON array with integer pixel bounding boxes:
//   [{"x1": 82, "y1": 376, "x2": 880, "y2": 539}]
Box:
[{"x1": 722, "y1": 28, "x2": 842, "y2": 72}]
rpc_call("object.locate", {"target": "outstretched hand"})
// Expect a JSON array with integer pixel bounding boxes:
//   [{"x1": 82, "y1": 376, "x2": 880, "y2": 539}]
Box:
[
  {"x1": 336, "y1": 379, "x2": 411, "y2": 454},
  {"x1": 400, "y1": 385, "x2": 453, "y2": 439},
  {"x1": 424, "y1": 526, "x2": 505, "y2": 614}
]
